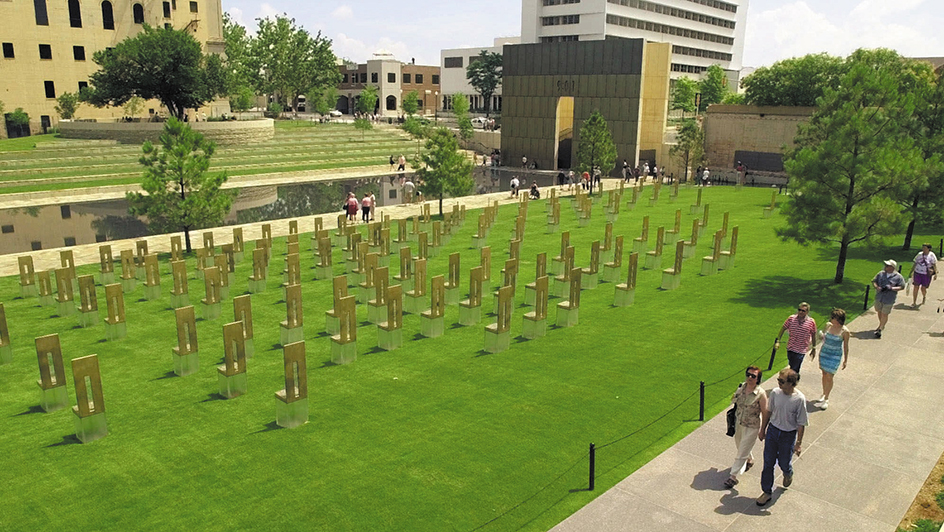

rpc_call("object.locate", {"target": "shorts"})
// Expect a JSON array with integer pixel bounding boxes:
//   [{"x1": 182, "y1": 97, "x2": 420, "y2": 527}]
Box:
[
  {"x1": 874, "y1": 300, "x2": 895, "y2": 314},
  {"x1": 914, "y1": 272, "x2": 932, "y2": 287}
]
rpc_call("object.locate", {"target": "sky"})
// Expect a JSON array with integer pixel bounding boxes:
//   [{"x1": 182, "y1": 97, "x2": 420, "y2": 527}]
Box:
[{"x1": 222, "y1": 0, "x2": 944, "y2": 69}]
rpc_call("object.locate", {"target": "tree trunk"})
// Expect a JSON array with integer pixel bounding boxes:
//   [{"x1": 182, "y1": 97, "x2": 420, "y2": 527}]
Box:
[
  {"x1": 834, "y1": 232, "x2": 850, "y2": 284},
  {"x1": 184, "y1": 227, "x2": 192, "y2": 253},
  {"x1": 902, "y1": 195, "x2": 920, "y2": 250},
  {"x1": 438, "y1": 194, "x2": 443, "y2": 217}
]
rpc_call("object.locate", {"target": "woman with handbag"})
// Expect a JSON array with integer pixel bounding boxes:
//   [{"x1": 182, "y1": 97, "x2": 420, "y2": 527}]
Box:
[
  {"x1": 725, "y1": 365, "x2": 768, "y2": 488},
  {"x1": 910, "y1": 243, "x2": 938, "y2": 307}
]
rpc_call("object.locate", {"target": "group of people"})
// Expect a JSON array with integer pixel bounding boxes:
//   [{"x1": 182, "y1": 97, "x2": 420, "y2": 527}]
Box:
[
  {"x1": 388, "y1": 155, "x2": 407, "y2": 173},
  {"x1": 621, "y1": 160, "x2": 664, "y2": 183},
  {"x1": 344, "y1": 191, "x2": 377, "y2": 223},
  {"x1": 726, "y1": 249, "x2": 938, "y2": 506},
  {"x1": 508, "y1": 176, "x2": 541, "y2": 199}
]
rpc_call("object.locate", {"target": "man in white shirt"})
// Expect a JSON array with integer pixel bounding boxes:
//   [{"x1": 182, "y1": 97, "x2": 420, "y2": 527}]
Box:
[{"x1": 756, "y1": 368, "x2": 808, "y2": 506}]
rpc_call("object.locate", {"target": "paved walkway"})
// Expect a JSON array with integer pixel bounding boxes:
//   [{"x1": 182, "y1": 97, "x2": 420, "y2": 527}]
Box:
[{"x1": 551, "y1": 286, "x2": 944, "y2": 531}]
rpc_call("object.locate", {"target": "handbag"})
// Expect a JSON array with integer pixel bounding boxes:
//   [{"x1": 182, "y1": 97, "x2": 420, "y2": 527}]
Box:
[{"x1": 726, "y1": 404, "x2": 737, "y2": 437}]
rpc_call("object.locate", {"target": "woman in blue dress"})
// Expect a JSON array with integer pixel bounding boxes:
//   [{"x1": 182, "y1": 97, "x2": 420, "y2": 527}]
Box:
[{"x1": 809, "y1": 308, "x2": 850, "y2": 410}]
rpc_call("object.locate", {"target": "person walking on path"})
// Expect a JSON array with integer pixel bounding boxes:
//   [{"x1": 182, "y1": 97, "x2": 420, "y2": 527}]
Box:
[
  {"x1": 346, "y1": 192, "x2": 358, "y2": 223},
  {"x1": 809, "y1": 308, "x2": 850, "y2": 411},
  {"x1": 724, "y1": 365, "x2": 768, "y2": 489},
  {"x1": 756, "y1": 368, "x2": 808, "y2": 506},
  {"x1": 872, "y1": 259, "x2": 906, "y2": 338},
  {"x1": 910, "y1": 243, "x2": 938, "y2": 307},
  {"x1": 361, "y1": 193, "x2": 372, "y2": 223},
  {"x1": 510, "y1": 176, "x2": 520, "y2": 197},
  {"x1": 369, "y1": 192, "x2": 376, "y2": 221},
  {"x1": 397, "y1": 155, "x2": 406, "y2": 173},
  {"x1": 775, "y1": 302, "x2": 817, "y2": 377}
]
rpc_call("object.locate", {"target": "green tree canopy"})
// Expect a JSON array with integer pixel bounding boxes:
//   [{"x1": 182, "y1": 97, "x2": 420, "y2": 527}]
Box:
[
  {"x1": 698, "y1": 65, "x2": 729, "y2": 112},
  {"x1": 222, "y1": 13, "x2": 254, "y2": 101},
  {"x1": 779, "y1": 49, "x2": 927, "y2": 283},
  {"x1": 451, "y1": 93, "x2": 473, "y2": 141},
  {"x1": 575, "y1": 110, "x2": 617, "y2": 194},
  {"x1": 313, "y1": 86, "x2": 339, "y2": 117},
  {"x1": 127, "y1": 118, "x2": 235, "y2": 252},
  {"x1": 741, "y1": 53, "x2": 844, "y2": 107},
  {"x1": 466, "y1": 51, "x2": 502, "y2": 116},
  {"x1": 670, "y1": 77, "x2": 697, "y2": 112},
  {"x1": 669, "y1": 119, "x2": 705, "y2": 182},
  {"x1": 354, "y1": 85, "x2": 378, "y2": 139},
  {"x1": 55, "y1": 92, "x2": 81, "y2": 120},
  {"x1": 402, "y1": 90, "x2": 420, "y2": 117},
  {"x1": 249, "y1": 15, "x2": 340, "y2": 113},
  {"x1": 6, "y1": 108, "x2": 29, "y2": 127},
  {"x1": 414, "y1": 128, "x2": 474, "y2": 216},
  {"x1": 82, "y1": 25, "x2": 226, "y2": 120}
]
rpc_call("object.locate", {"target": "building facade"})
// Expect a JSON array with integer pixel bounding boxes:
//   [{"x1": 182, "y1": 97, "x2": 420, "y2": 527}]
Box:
[
  {"x1": 336, "y1": 52, "x2": 440, "y2": 117},
  {"x1": 0, "y1": 0, "x2": 225, "y2": 138},
  {"x1": 440, "y1": 37, "x2": 519, "y2": 113},
  {"x1": 520, "y1": 0, "x2": 748, "y2": 79},
  {"x1": 501, "y1": 37, "x2": 670, "y2": 172}
]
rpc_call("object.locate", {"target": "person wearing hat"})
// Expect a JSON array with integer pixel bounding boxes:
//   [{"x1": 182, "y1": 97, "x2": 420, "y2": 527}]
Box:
[{"x1": 871, "y1": 259, "x2": 905, "y2": 338}]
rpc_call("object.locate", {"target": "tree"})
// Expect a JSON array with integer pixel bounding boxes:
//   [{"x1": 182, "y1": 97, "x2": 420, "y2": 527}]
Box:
[
  {"x1": 721, "y1": 92, "x2": 745, "y2": 105},
  {"x1": 451, "y1": 93, "x2": 473, "y2": 141},
  {"x1": 697, "y1": 65, "x2": 728, "y2": 112},
  {"x1": 669, "y1": 119, "x2": 705, "y2": 182},
  {"x1": 402, "y1": 90, "x2": 420, "y2": 117},
  {"x1": 123, "y1": 95, "x2": 144, "y2": 118},
  {"x1": 778, "y1": 49, "x2": 926, "y2": 283},
  {"x1": 0, "y1": 100, "x2": 4, "y2": 118},
  {"x1": 82, "y1": 25, "x2": 226, "y2": 120},
  {"x1": 230, "y1": 87, "x2": 255, "y2": 116},
  {"x1": 222, "y1": 13, "x2": 254, "y2": 103},
  {"x1": 466, "y1": 50, "x2": 502, "y2": 116},
  {"x1": 670, "y1": 77, "x2": 697, "y2": 112},
  {"x1": 575, "y1": 110, "x2": 616, "y2": 195},
  {"x1": 249, "y1": 15, "x2": 340, "y2": 114},
  {"x1": 127, "y1": 118, "x2": 235, "y2": 252},
  {"x1": 741, "y1": 53, "x2": 844, "y2": 107},
  {"x1": 354, "y1": 85, "x2": 378, "y2": 139},
  {"x1": 414, "y1": 128, "x2": 474, "y2": 216},
  {"x1": 6, "y1": 108, "x2": 29, "y2": 127},
  {"x1": 401, "y1": 116, "x2": 428, "y2": 158},
  {"x1": 55, "y1": 92, "x2": 81, "y2": 120},
  {"x1": 313, "y1": 86, "x2": 339, "y2": 117}
]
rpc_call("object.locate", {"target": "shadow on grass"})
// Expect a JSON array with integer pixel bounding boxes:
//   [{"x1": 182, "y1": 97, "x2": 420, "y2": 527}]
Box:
[
  {"x1": 449, "y1": 322, "x2": 464, "y2": 330},
  {"x1": 514, "y1": 335, "x2": 530, "y2": 343},
  {"x1": 14, "y1": 405, "x2": 44, "y2": 416},
  {"x1": 46, "y1": 434, "x2": 81, "y2": 447},
  {"x1": 313, "y1": 331, "x2": 331, "y2": 339},
  {"x1": 364, "y1": 346, "x2": 384, "y2": 355},
  {"x1": 269, "y1": 343, "x2": 282, "y2": 351},
  {"x1": 729, "y1": 276, "x2": 866, "y2": 311},
  {"x1": 474, "y1": 349, "x2": 493, "y2": 357},
  {"x1": 153, "y1": 370, "x2": 177, "y2": 381},
  {"x1": 318, "y1": 359, "x2": 338, "y2": 369},
  {"x1": 200, "y1": 393, "x2": 226, "y2": 403},
  {"x1": 411, "y1": 333, "x2": 428, "y2": 341},
  {"x1": 252, "y1": 421, "x2": 283, "y2": 434}
]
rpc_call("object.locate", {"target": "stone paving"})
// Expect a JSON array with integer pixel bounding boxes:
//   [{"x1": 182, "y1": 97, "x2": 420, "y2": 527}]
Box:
[{"x1": 550, "y1": 286, "x2": 944, "y2": 532}]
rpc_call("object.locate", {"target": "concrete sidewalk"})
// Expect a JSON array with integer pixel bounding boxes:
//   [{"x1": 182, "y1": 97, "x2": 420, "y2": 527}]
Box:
[{"x1": 551, "y1": 289, "x2": 944, "y2": 531}]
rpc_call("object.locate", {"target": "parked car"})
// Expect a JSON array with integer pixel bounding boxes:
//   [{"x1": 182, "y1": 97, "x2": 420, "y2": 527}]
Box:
[
  {"x1": 471, "y1": 117, "x2": 488, "y2": 128},
  {"x1": 329, "y1": 110, "x2": 343, "y2": 117}
]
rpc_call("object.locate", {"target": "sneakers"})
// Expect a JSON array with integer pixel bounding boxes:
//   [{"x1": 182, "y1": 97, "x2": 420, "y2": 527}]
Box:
[
  {"x1": 745, "y1": 460, "x2": 754, "y2": 472},
  {"x1": 723, "y1": 477, "x2": 739, "y2": 488},
  {"x1": 874, "y1": 329, "x2": 882, "y2": 338},
  {"x1": 756, "y1": 492, "x2": 772, "y2": 506},
  {"x1": 783, "y1": 472, "x2": 793, "y2": 487},
  {"x1": 815, "y1": 399, "x2": 829, "y2": 410}
]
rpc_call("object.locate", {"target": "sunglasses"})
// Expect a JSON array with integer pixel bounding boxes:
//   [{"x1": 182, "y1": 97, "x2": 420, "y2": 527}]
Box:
[
  {"x1": 797, "y1": 308, "x2": 808, "y2": 312},
  {"x1": 746, "y1": 372, "x2": 759, "y2": 379},
  {"x1": 777, "y1": 378, "x2": 795, "y2": 385}
]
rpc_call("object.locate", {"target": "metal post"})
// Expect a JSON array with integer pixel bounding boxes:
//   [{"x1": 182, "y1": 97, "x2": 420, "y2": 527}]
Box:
[
  {"x1": 767, "y1": 339, "x2": 778, "y2": 371},
  {"x1": 863, "y1": 285, "x2": 871, "y2": 311},
  {"x1": 939, "y1": 238, "x2": 942, "y2": 257},
  {"x1": 699, "y1": 381, "x2": 705, "y2": 421},
  {"x1": 589, "y1": 443, "x2": 596, "y2": 491}
]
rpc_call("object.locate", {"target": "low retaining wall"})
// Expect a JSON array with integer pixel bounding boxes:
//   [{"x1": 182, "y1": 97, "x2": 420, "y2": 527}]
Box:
[{"x1": 58, "y1": 119, "x2": 275, "y2": 145}]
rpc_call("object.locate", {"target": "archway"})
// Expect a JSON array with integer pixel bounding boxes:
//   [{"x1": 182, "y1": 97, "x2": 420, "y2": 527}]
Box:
[
  {"x1": 555, "y1": 97, "x2": 574, "y2": 170},
  {"x1": 386, "y1": 95, "x2": 397, "y2": 112}
]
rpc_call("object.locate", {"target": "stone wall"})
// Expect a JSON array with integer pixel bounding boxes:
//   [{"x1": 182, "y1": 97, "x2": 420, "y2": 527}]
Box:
[
  {"x1": 58, "y1": 119, "x2": 276, "y2": 146},
  {"x1": 703, "y1": 105, "x2": 814, "y2": 171}
]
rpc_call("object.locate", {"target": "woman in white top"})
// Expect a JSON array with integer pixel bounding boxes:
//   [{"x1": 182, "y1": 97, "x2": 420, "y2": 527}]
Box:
[
  {"x1": 910, "y1": 243, "x2": 938, "y2": 307},
  {"x1": 725, "y1": 365, "x2": 768, "y2": 488}
]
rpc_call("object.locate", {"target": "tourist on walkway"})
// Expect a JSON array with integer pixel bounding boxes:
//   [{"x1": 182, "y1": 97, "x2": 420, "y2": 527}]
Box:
[
  {"x1": 809, "y1": 308, "x2": 849, "y2": 410},
  {"x1": 346, "y1": 192, "x2": 358, "y2": 222},
  {"x1": 403, "y1": 178, "x2": 416, "y2": 203},
  {"x1": 361, "y1": 193, "x2": 372, "y2": 223},
  {"x1": 756, "y1": 368, "x2": 808, "y2": 506},
  {"x1": 872, "y1": 259, "x2": 905, "y2": 338},
  {"x1": 910, "y1": 243, "x2": 938, "y2": 307},
  {"x1": 567, "y1": 170, "x2": 575, "y2": 191},
  {"x1": 397, "y1": 154, "x2": 406, "y2": 173},
  {"x1": 724, "y1": 365, "x2": 767, "y2": 489},
  {"x1": 510, "y1": 176, "x2": 520, "y2": 197},
  {"x1": 369, "y1": 192, "x2": 376, "y2": 221},
  {"x1": 558, "y1": 171, "x2": 566, "y2": 190},
  {"x1": 775, "y1": 302, "x2": 817, "y2": 377}
]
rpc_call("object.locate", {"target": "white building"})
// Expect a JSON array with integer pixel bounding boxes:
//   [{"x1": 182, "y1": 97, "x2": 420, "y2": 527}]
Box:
[
  {"x1": 520, "y1": 0, "x2": 748, "y2": 79},
  {"x1": 439, "y1": 37, "x2": 519, "y2": 113}
]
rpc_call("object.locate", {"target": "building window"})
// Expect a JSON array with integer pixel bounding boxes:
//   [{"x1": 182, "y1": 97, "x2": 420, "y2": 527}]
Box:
[
  {"x1": 78, "y1": 81, "x2": 88, "y2": 90},
  {"x1": 544, "y1": 0, "x2": 580, "y2": 4},
  {"x1": 162, "y1": 1, "x2": 171, "y2": 18},
  {"x1": 387, "y1": 72, "x2": 395, "y2": 83},
  {"x1": 2, "y1": 43, "x2": 13, "y2": 59},
  {"x1": 371, "y1": 72, "x2": 378, "y2": 83},
  {"x1": 95, "y1": 234, "x2": 107, "y2": 242},
  {"x1": 68, "y1": 0, "x2": 82, "y2": 27},
  {"x1": 1, "y1": 225, "x2": 13, "y2": 234},
  {"x1": 61, "y1": 205, "x2": 72, "y2": 219},
  {"x1": 542, "y1": 14, "x2": 580, "y2": 25},
  {"x1": 359, "y1": 72, "x2": 367, "y2": 83},
  {"x1": 101, "y1": 1, "x2": 114, "y2": 29},
  {"x1": 44, "y1": 81, "x2": 56, "y2": 99},
  {"x1": 133, "y1": 3, "x2": 144, "y2": 23},
  {"x1": 164, "y1": 22, "x2": 172, "y2": 29},
  {"x1": 388, "y1": 189, "x2": 397, "y2": 199},
  {"x1": 39, "y1": 44, "x2": 52, "y2": 59},
  {"x1": 64, "y1": 237, "x2": 77, "y2": 247},
  {"x1": 432, "y1": 74, "x2": 439, "y2": 85},
  {"x1": 34, "y1": 0, "x2": 49, "y2": 25},
  {"x1": 605, "y1": 14, "x2": 734, "y2": 46},
  {"x1": 189, "y1": 1, "x2": 197, "y2": 12},
  {"x1": 342, "y1": 73, "x2": 348, "y2": 83},
  {"x1": 415, "y1": 73, "x2": 423, "y2": 84},
  {"x1": 444, "y1": 56, "x2": 463, "y2": 68},
  {"x1": 73, "y1": 46, "x2": 85, "y2": 61},
  {"x1": 403, "y1": 73, "x2": 411, "y2": 83},
  {"x1": 31, "y1": 241, "x2": 43, "y2": 251}
]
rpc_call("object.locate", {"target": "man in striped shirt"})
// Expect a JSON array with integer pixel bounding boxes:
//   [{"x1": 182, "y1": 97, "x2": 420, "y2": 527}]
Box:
[{"x1": 775, "y1": 302, "x2": 817, "y2": 378}]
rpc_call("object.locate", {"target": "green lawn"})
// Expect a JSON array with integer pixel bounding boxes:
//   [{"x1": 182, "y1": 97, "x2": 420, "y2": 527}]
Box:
[{"x1": 0, "y1": 186, "x2": 930, "y2": 531}]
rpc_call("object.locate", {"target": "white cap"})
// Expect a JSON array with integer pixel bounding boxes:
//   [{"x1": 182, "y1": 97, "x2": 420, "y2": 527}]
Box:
[{"x1": 884, "y1": 259, "x2": 897, "y2": 268}]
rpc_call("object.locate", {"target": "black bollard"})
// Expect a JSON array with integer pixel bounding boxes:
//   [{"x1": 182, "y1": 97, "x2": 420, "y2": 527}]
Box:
[
  {"x1": 939, "y1": 238, "x2": 942, "y2": 257},
  {"x1": 863, "y1": 285, "x2": 871, "y2": 311},
  {"x1": 589, "y1": 443, "x2": 596, "y2": 491},
  {"x1": 699, "y1": 381, "x2": 705, "y2": 421},
  {"x1": 767, "y1": 339, "x2": 779, "y2": 371}
]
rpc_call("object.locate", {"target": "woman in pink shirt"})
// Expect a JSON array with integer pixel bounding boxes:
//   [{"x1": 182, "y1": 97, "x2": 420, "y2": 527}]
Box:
[
  {"x1": 346, "y1": 192, "x2": 358, "y2": 222},
  {"x1": 361, "y1": 193, "x2": 372, "y2": 223}
]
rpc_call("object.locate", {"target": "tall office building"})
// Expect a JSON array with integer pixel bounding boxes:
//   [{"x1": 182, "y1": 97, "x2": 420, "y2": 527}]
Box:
[
  {"x1": 0, "y1": 0, "x2": 225, "y2": 137},
  {"x1": 521, "y1": 0, "x2": 748, "y2": 78}
]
